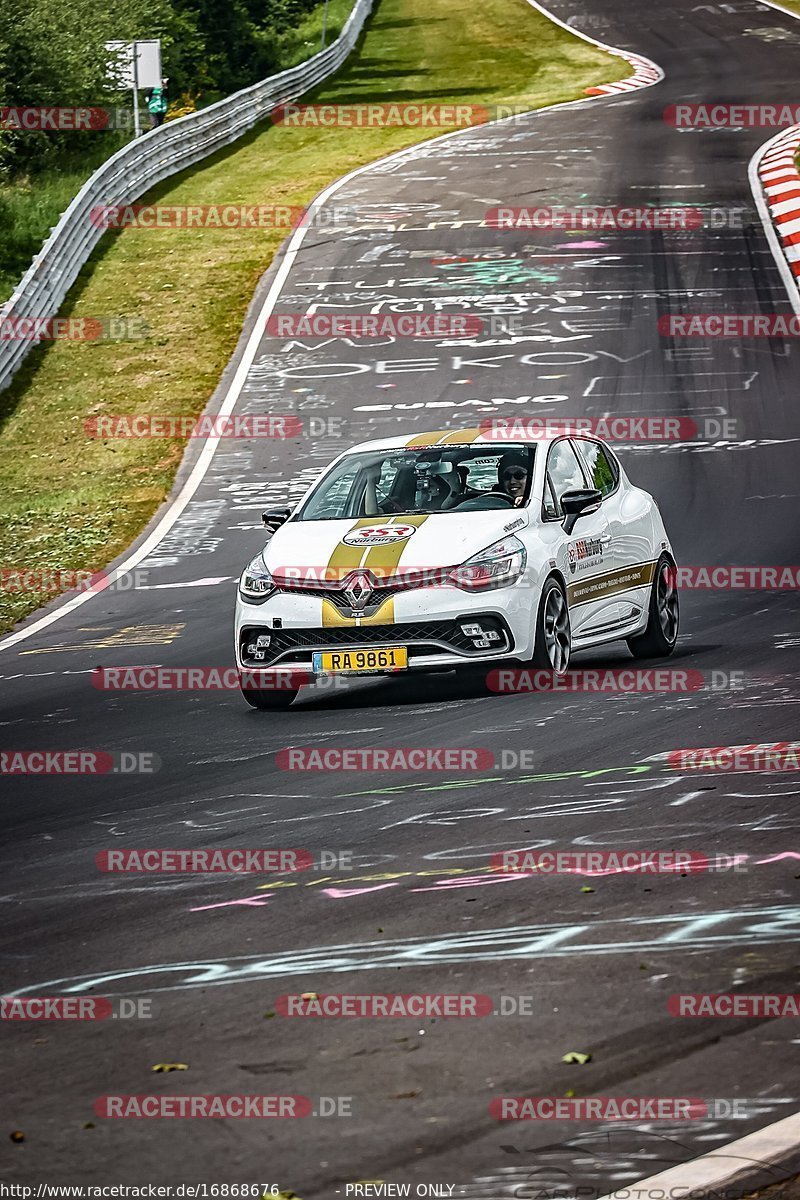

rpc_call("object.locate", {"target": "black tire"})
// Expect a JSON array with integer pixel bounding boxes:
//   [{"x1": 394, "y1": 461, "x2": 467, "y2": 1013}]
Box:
[
  {"x1": 626, "y1": 555, "x2": 679, "y2": 659},
  {"x1": 530, "y1": 576, "x2": 571, "y2": 674},
  {"x1": 240, "y1": 687, "x2": 298, "y2": 710}
]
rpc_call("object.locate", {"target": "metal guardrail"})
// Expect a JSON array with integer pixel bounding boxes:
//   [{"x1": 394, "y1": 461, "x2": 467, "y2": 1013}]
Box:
[{"x1": 0, "y1": 0, "x2": 373, "y2": 392}]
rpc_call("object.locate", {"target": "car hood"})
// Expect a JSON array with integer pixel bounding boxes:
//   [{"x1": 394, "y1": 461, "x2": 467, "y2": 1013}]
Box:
[{"x1": 261, "y1": 510, "x2": 530, "y2": 579}]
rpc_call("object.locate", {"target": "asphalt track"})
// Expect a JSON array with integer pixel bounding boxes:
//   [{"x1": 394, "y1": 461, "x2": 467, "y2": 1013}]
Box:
[{"x1": 1, "y1": 0, "x2": 800, "y2": 1192}]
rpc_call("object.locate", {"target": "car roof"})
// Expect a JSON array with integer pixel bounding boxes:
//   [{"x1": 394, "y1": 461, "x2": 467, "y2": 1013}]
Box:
[{"x1": 346, "y1": 427, "x2": 575, "y2": 453}]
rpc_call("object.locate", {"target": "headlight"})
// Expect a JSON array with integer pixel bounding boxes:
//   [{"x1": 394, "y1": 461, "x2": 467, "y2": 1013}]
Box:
[
  {"x1": 239, "y1": 551, "x2": 275, "y2": 601},
  {"x1": 448, "y1": 536, "x2": 526, "y2": 591}
]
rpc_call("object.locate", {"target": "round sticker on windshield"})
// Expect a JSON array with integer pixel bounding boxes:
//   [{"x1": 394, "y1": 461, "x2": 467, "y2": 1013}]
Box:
[{"x1": 342, "y1": 524, "x2": 417, "y2": 547}]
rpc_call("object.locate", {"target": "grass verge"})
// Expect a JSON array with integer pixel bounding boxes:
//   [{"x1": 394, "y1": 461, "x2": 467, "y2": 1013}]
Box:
[{"x1": 0, "y1": 0, "x2": 628, "y2": 633}]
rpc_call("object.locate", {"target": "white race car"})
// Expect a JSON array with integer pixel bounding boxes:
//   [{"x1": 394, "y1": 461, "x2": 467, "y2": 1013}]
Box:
[{"x1": 235, "y1": 428, "x2": 679, "y2": 708}]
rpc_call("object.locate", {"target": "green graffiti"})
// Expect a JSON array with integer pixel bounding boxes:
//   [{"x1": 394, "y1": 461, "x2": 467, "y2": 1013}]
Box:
[
  {"x1": 342, "y1": 762, "x2": 654, "y2": 797},
  {"x1": 431, "y1": 258, "x2": 560, "y2": 286}
]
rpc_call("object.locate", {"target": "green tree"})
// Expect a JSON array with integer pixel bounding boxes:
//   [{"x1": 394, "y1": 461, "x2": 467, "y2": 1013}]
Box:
[{"x1": 0, "y1": 0, "x2": 176, "y2": 175}]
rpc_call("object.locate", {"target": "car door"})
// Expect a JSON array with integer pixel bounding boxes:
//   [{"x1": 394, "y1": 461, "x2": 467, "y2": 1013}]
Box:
[
  {"x1": 573, "y1": 438, "x2": 652, "y2": 629},
  {"x1": 541, "y1": 438, "x2": 617, "y2": 642}
]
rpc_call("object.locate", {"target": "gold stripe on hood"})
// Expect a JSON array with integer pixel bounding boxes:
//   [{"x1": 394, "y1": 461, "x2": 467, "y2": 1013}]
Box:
[
  {"x1": 326, "y1": 517, "x2": 383, "y2": 577},
  {"x1": 322, "y1": 515, "x2": 428, "y2": 626},
  {"x1": 362, "y1": 513, "x2": 428, "y2": 575},
  {"x1": 438, "y1": 429, "x2": 484, "y2": 445},
  {"x1": 405, "y1": 428, "x2": 483, "y2": 448},
  {"x1": 405, "y1": 430, "x2": 449, "y2": 448}
]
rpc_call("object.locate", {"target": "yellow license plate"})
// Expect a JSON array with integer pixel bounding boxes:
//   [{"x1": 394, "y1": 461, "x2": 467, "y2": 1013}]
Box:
[{"x1": 313, "y1": 646, "x2": 408, "y2": 673}]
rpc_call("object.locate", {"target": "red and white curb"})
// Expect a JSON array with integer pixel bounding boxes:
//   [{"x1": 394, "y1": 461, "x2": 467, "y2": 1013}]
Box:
[
  {"x1": 758, "y1": 127, "x2": 800, "y2": 278},
  {"x1": 525, "y1": 1, "x2": 663, "y2": 97},
  {"x1": 597, "y1": 1109, "x2": 800, "y2": 1200},
  {"x1": 752, "y1": 1, "x2": 800, "y2": 306},
  {"x1": 751, "y1": 125, "x2": 800, "y2": 314},
  {"x1": 586, "y1": 50, "x2": 663, "y2": 96}
]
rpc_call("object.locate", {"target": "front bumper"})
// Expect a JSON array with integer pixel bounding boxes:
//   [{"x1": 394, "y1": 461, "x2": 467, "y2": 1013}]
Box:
[
  {"x1": 234, "y1": 585, "x2": 533, "y2": 677},
  {"x1": 238, "y1": 613, "x2": 514, "y2": 673}
]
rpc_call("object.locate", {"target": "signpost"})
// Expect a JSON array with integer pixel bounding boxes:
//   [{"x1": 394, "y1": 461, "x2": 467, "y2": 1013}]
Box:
[{"x1": 105, "y1": 39, "x2": 162, "y2": 137}]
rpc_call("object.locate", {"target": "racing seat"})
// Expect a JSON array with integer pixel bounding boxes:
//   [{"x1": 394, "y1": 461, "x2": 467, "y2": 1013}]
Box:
[
  {"x1": 381, "y1": 466, "x2": 417, "y2": 513},
  {"x1": 439, "y1": 463, "x2": 466, "y2": 509},
  {"x1": 415, "y1": 462, "x2": 462, "y2": 511}
]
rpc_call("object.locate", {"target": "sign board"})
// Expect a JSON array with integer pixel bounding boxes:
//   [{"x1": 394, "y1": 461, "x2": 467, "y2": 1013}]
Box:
[{"x1": 105, "y1": 40, "x2": 162, "y2": 90}]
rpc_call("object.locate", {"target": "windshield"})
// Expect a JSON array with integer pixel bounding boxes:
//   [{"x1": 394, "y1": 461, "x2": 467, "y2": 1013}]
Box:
[{"x1": 294, "y1": 446, "x2": 536, "y2": 521}]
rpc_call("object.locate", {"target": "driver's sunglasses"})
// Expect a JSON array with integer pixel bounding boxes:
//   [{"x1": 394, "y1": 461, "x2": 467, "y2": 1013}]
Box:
[{"x1": 502, "y1": 469, "x2": 527, "y2": 481}]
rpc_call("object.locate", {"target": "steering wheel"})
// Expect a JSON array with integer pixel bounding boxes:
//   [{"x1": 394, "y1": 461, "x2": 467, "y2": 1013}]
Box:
[{"x1": 454, "y1": 490, "x2": 515, "y2": 509}]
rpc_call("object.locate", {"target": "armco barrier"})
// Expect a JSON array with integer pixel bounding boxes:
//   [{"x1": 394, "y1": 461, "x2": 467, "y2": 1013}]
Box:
[{"x1": 0, "y1": 0, "x2": 372, "y2": 393}]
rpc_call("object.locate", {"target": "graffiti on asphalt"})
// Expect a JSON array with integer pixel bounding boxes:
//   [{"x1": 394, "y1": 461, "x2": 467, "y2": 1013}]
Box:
[{"x1": 9, "y1": 905, "x2": 800, "y2": 996}]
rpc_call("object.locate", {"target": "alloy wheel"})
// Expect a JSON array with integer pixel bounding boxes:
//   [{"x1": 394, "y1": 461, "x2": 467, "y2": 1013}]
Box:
[{"x1": 544, "y1": 585, "x2": 570, "y2": 673}]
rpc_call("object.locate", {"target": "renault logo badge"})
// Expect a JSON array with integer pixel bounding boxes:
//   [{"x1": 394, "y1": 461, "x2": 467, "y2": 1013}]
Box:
[{"x1": 342, "y1": 571, "x2": 372, "y2": 611}]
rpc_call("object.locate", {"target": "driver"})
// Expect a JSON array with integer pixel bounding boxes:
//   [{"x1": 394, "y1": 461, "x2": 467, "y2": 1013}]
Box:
[{"x1": 497, "y1": 451, "x2": 529, "y2": 506}]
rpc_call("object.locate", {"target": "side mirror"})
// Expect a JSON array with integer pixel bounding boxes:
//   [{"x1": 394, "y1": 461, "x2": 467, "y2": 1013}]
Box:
[
  {"x1": 560, "y1": 488, "x2": 602, "y2": 535},
  {"x1": 262, "y1": 508, "x2": 291, "y2": 533}
]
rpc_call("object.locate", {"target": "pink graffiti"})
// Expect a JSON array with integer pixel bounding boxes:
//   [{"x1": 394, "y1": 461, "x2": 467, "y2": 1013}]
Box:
[
  {"x1": 320, "y1": 883, "x2": 399, "y2": 898},
  {"x1": 189, "y1": 894, "x2": 272, "y2": 912},
  {"x1": 555, "y1": 240, "x2": 608, "y2": 249},
  {"x1": 185, "y1": 854, "x2": 798, "y2": 914}
]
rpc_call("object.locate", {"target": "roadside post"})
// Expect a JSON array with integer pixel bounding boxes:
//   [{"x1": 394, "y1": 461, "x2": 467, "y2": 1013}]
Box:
[{"x1": 105, "y1": 39, "x2": 163, "y2": 137}]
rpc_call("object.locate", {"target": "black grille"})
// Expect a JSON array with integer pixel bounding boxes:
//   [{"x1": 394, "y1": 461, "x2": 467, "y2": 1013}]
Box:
[
  {"x1": 240, "y1": 616, "x2": 512, "y2": 667},
  {"x1": 277, "y1": 584, "x2": 407, "y2": 609}
]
